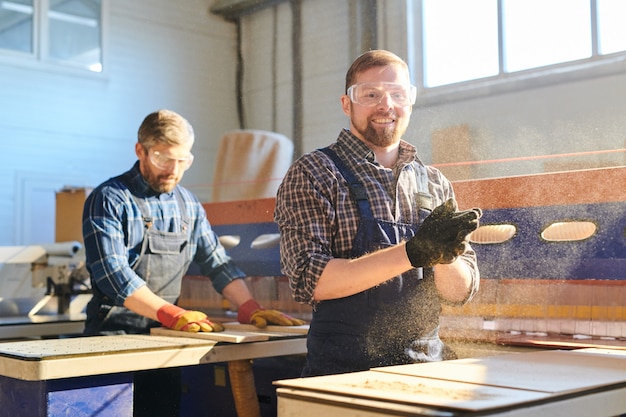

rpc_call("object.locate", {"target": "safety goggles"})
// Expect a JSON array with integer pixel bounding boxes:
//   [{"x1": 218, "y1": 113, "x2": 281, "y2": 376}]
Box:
[
  {"x1": 149, "y1": 149, "x2": 194, "y2": 171},
  {"x1": 347, "y1": 82, "x2": 417, "y2": 107}
]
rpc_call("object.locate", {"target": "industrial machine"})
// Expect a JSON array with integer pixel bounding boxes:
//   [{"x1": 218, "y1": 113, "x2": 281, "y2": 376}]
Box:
[{"x1": 0, "y1": 242, "x2": 90, "y2": 340}]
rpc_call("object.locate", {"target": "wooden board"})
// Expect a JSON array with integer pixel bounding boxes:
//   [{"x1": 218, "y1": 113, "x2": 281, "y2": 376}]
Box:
[
  {"x1": 0, "y1": 334, "x2": 215, "y2": 359},
  {"x1": 374, "y1": 350, "x2": 626, "y2": 394},
  {"x1": 274, "y1": 369, "x2": 552, "y2": 412},
  {"x1": 222, "y1": 322, "x2": 309, "y2": 335},
  {"x1": 276, "y1": 349, "x2": 626, "y2": 416},
  {"x1": 0, "y1": 335, "x2": 218, "y2": 381},
  {"x1": 150, "y1": 327, "x2": 269, "y2": 343}
]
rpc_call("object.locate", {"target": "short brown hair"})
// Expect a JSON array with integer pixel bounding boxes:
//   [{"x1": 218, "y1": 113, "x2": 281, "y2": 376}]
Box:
[
  {"x1": 137, "y1": 109, "x2": 195, "y2": 149},
  {"x1": 345, "y1": 50, "x2": 410, "y2": 93}
]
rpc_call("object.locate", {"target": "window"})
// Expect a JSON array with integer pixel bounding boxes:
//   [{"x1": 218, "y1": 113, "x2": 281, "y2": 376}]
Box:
[
  {"x1": 0, "y1": 0, "x2": 104, "y2": 72},
  {"x1": 415, "y1": 0, "x2": 626, "y2": 103},
  {"x1": 421, "y1": 0, "x2": 499, "y2": 88}
]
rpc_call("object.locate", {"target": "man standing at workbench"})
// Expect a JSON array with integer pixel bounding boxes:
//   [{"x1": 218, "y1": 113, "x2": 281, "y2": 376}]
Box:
[
  {"x1": 82, "y1": 109, "x2": 304, "y2": 415},
  {"x1": 275, "y1": 50, "x2": 481, "y2": 377}
]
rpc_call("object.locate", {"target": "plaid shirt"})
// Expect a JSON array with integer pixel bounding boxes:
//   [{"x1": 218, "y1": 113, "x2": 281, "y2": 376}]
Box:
[
  {"x1": 82, "y1": 162, "x2": 245, "y2": 306},
  {"x1": 275, "y1": 129, "x2": 478, "y2": 306}
]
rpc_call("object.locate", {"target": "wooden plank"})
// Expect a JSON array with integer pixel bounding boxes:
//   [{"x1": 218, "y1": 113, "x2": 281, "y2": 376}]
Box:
[
  {"x1": 150, "y1": 327, "x2": 269, "y2": 343},
  {"x1": 277, "y1": 384, "x2": 626, "y2": 417},
  {"x1": 222, "y1": 322, "x2": 309, "y2": 335},
  {"x1": 274, "y1": 370, "x2": 552, "y2": 412},
  {"x1": 0, "y1": 335, "x2": 217, "y2": 381},
  {"x1": 374, "y1": 350, "x2": 626, "y2": 394},
  {"x1": 202, "y1": 198, "x2": 276, "y2": 225},
  {"x1": 453, "y1": 166, "x2": 626, "y2": 209}
]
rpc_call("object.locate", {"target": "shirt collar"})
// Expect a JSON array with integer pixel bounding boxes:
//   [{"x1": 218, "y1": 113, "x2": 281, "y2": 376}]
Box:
[
  {"x1": 397, "y1": 139, "x2": 418, "y2": 166},
  {"x1": 337, "y1": 129, "x2": 376, "y2": 162}
]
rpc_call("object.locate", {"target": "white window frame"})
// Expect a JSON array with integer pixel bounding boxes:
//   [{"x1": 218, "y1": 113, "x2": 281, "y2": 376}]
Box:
[
  {"x1": 408, "y1": 0, "x2": 626, "y2": 107},
  {"x1": 0, "y1": 0, "x2": 109, "y2": 76}
]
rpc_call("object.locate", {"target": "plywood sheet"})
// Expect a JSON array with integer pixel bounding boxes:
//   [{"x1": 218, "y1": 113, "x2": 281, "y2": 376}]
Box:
[
  {"x1": 274, "y1": 370, "x2": 551, "y2": 412},
  {"x1": 150, "y1": 327, "x2": 269, "y2": 343},
  {"x1": 0, "y1": 335, "x2": 218, "y2": 380},
  {"x1": 222, "y1": 322, "x2": 309, "y2": 335},
  {"x1": 0, "y1": 334, "x2": 215, "y2": 359},
  {"x1": 375, "y1": 350, "x2": 626, "y2": 394},
  {"x1": 151, "y1": 323, "x2": 308, "y2": 343},
  {"x1": 453, "y1": 166, "x2": 626, "y2": 209},
  {"x1": 576, "y1": 348, "x2": 626, "y2": 357}
]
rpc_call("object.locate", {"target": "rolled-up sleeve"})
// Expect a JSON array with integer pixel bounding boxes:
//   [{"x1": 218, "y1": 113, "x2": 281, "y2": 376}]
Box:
[{"x1": 275, "y1": 157, "x2": 340, "y2": 305}]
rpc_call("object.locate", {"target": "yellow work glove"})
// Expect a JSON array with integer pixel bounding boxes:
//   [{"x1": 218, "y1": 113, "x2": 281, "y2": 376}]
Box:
[
  {"x1": 237, "y1": 299, "x2": 306, "y2": 328},
  {"x1": 157, "y1": 304, "x2": 225, "y2": 332}
]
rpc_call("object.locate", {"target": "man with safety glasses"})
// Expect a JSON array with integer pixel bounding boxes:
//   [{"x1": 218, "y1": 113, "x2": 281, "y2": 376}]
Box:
[
  {"x1": 275, "y1": 50, "x2": 482, "y2": 377},
  {"x1": 83, "y1": 109, "x2": 303, "y2": 336},
  {"x1": 82, "y1": 109, "x2": 304, "y2": 414}
]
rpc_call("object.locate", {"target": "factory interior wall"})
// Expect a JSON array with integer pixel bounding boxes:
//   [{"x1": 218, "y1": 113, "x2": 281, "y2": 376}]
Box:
[
  {"x1": 1, "y1": 0, "x2": 625, "y2": 246},
  {"x1": 238, "y1": 0, "x2": 626, "y2": 178},
  {"x1": 0, "y1": 0, "x2": 238, "y2": 246}
]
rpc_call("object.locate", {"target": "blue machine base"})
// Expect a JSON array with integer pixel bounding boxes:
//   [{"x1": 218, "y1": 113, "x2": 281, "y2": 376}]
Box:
[
  {"x1": 0, "y1": 372, "x2": 133, "y2": 417},
  {"x1": 0, "y1": 355, "x2": 306, "y2": 417}
]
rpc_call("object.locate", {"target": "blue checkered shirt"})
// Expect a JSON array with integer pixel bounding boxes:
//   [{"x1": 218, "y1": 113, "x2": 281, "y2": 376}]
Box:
[{"x1": 82, "y1": 162, "x2": 245, "y2": 306}]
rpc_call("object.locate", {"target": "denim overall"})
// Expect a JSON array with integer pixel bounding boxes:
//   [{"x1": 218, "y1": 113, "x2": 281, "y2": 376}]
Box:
[
  {"x1": 303, "y1": 147, "x2": 448, "y2": 376},
  {"x1": 84, "y1": 177, "x2": 192, "y2": 335}
]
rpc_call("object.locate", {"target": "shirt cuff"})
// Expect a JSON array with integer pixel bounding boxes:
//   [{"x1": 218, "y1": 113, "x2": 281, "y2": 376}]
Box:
[{"x1": 210, "y1": 262, "x2": 246, "y2": 293}]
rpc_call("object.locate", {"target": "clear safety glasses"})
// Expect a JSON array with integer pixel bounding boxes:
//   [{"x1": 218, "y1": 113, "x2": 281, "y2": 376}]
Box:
[
  {"x1": 149, "y1": 149, "x2": 194, "y2": 171},
  {"x1": 347, "y1": 82, "x2": 417, "y2": 107}
]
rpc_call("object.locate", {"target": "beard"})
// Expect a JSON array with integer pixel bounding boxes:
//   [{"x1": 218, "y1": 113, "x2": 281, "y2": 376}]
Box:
[
  {"x1": 353, "y1": 113, "x2": 403, "y2": 148},
  {"x1": 144, "y1": 169, "x2": 180, "y2": 193}
]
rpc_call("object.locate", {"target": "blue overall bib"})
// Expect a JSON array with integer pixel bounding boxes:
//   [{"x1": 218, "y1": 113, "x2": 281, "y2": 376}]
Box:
[
  {"x1": 84, "y1": 174, "x2": 193, "y2": 336},
  {"x1": 303, "y1": 147, "x2": 450, "y2": 377}
]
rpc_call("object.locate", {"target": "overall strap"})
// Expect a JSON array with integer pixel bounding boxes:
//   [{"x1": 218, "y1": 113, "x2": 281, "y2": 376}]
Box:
[
  {"x1": 129, "y1": 193, "x2": 153, "y2": 229},
  {"x1": 319, "y1": 147, "x2": 374, "y2": 219},
  {"x1": 415, "y1": 163, "x2": 429, "y2": 194},
  {"x1": 413, "y1": 162, "x2": 434, "y2": 211},
  {"x1": 127, "y1": 192, "x2": 151, "y2": 272},
  {"x1": 119, "y1": 171, "x2": 154, "y2": 230}
]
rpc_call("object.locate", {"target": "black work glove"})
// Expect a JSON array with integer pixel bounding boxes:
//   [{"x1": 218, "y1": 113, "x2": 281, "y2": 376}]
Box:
[{"x1": 405, "y1": 199, "x2": 482, "y2": 268}]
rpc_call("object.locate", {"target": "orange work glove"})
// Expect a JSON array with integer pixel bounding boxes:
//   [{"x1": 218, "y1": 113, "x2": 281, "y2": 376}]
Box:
[
  {"x1": 237, "y1": 299, "x2": 306, "y2": 328},
  {"x1": 157, "y1": 304, "x2": 224, "y2": 332}
]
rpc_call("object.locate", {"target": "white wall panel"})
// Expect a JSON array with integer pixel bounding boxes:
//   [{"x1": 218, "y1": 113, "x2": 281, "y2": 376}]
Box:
[
  {"x1": 238, "y1": 0, "x2": 626, "y2": 176},
  {"x1": 241, "y1": 5, "x2": 294, "y2": 137},
  {"x1": 0, "y1": 0, "x2": 238, "y2": 245},
  {"x1": 240, "y1": 0, "x2": 352, "y2": 154},
  {"x1": 2, "y1": 0, "x2": 625, "y2": 246},
  {"x1": 298, "y1": 0, "x2": 351, "y2": 152}
]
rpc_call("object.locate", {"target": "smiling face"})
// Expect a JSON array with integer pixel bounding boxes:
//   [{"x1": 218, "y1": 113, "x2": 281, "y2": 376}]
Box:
[{"x1": 341, "y1": 63, "x2": 413, "y2": 150}]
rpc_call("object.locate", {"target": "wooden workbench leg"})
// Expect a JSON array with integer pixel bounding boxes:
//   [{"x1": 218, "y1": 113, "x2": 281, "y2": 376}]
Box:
[{"x1": 228, "y1": 359, "x2": 261, "y2": 417}]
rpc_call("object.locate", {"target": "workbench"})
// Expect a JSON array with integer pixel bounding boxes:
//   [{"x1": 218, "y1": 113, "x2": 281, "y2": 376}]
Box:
[
  {"x1": 275, "y1": 348, "x2": 626, "y2": 417},
  {"x1": 0, "y1": 313, "x2": 86, "y2": 340},
  {"x1": 0, "y1": 325, "x2": 308, "y2": 417}
]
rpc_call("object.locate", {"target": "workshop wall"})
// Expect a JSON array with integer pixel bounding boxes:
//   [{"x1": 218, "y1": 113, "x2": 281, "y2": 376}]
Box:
[
  {"x1": 0, "y1": 0, "x2": 238, "y2": 245},
  {"x1": 2, "y1": 0, "x2": 625, "y2": 246},
  {"x1": 236, "y1": 0, "x2": 626, "y2": 179}
]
